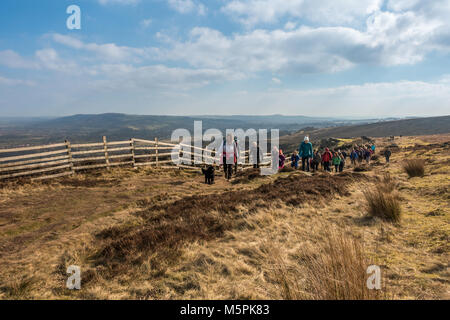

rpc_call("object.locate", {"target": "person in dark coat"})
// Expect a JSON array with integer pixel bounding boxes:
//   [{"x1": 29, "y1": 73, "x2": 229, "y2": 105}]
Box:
[{"x1": 384, "y1": 148, "x2": 392, "y2": 163}]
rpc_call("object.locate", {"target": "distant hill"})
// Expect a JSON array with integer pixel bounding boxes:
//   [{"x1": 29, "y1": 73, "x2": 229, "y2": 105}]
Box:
[
  {"x1": 1, "y1": 113, "x2": 446, "y2": 149},
  {"x1": 280, "y1": 115, "x2": 450, "y2": 151},
  {"x1": 0, "y1": 113, "x2": 381, "y2": 148}
]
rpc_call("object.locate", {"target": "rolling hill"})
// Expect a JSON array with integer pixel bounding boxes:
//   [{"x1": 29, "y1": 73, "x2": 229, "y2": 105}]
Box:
[
  {"x1": 280, "y1": 115, "x2": 450, "y2": 151},
  {"x1": 0, "y1": 113, "x2": 381, "y2": 148}
]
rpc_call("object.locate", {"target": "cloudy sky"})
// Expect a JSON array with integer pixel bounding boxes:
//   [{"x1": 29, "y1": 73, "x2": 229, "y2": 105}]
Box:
[{"x1": 0, "y1": 0, "x2": 450, "y2": 117}]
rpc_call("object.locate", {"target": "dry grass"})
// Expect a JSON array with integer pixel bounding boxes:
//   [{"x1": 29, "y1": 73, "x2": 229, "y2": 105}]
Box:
[
  {"x1": 92, "y1": 172, "x2": 362, "y2": 278},
  {"x1": 272, "y1": 229, "x2": 382, "y2": 300},
  {"x1": 363, "y1": 171, "x2": 402, "y2": 222},
  {"x1": 0, "y1": 134, "x2": 448, "y2": 300},
  {"x1": 403, "y1": 159, "x2": 425, "y2": 177},
  {"x1": 364, "y1": 187, "x2": 401, "y2": 222},
  {"x1": 377, "y1": 172, "x2": 397, "y2": 193}
]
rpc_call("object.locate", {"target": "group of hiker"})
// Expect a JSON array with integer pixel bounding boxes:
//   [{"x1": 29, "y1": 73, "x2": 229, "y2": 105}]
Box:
[
  {"x1": 284, "y1": 136, "x2": 384, "y2": 173},
  {"x1": 277, "y1": 136, "x2": 392, "y2": 174},
  {"x1": 218, "y1": 133, "x2": 392, "y2": 180}
]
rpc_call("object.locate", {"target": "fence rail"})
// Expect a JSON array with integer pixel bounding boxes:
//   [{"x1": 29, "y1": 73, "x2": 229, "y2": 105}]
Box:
[{"x1": 0, "y1": 137, "x2": 273, "y2": 182}]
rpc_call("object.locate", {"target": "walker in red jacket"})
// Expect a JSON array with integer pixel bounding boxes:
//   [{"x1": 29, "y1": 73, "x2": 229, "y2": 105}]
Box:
[{"x1": 321, "y1": 148, "x2": 332, "y2": 172}]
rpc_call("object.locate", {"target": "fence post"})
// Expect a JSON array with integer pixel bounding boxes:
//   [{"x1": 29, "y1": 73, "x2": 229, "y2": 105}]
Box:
[
  {"x1": 155, "y1": 138, "x2": 159, "y2": 167},
  {"x1": 103, "y1": 136, "x2": 110, "y2": 170},
  {"x1": 65, "y1": 139, "x2": 75, "y2": 176},
  {"x1": 130, "y1": 138, "x2": 136, "y2": 169}
]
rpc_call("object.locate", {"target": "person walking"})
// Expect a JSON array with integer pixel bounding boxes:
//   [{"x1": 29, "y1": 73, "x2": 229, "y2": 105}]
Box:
[
  {"x1": 350, "y1": 148, "x2": 358, "y2": 166},
  {"x1": 218, "y1": 134, "x2": 238, "y2": 180},
  {"x1": 298, "y1": 136, "x2": 313, "y2": 172},
  {"x1": 332, "y1": 152, "x2": 341, "y2": 173},
  {"x1": 321, "y1": 147, "x2": 332, "y2": 172},
  {"x1": 312, "y1": 150, "x2": 321, "y2": 172},
  {"x1": 234, "y1": 136, "x2": 240, "y2": 174},
  {"x1": 279, "y1": 149, "x2": 286, "y2": 169},
  {"x1": 271, "y1": 146, "x2": 280, "y2": 172},
  {"x1": 338, "y1": 151, "x2": 345, "y2": 172},
  {"x1": 384, "y1": 148, "x2": 392, "y2": 163},
  {"x1": 291, "y1": 151, "x2": 300, "y2": 169},
  {"x1": 357, "y1": 147, "x2": 363, "y2": 164},
  {"x1": 249, "y1": 141, "x2": 262, "y2": 169},
  {"x1": 365, "y1": 147, "x2": 371, "y2": 164}
]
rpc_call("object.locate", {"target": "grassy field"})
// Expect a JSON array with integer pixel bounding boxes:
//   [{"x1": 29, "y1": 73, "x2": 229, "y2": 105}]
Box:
[{"x1": 0, "y1": 134, "x2": 448, "y2": 299}]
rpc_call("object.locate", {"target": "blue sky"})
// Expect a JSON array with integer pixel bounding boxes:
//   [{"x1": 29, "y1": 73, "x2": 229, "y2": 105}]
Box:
[{"x1": 0, "y1": 0, "x2": 450, "y2": 117}]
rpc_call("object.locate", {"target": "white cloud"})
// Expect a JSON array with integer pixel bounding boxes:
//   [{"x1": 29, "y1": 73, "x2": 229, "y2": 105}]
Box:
[
  {"x1": 222, "y1": 0, "x2": 383, "y2": 26},
  {"x1": 264, "y1": 80, "x2": 450, "y2": 117},
  {"x1": 0, "y1": 75, "x2": 35, "y2": 86},
  {"x1": 51, "y1": 34, "x2": 147, "y2": 62},
  {"x1": 90, "y1": 64, "x2": 245, "y2": 91},
  {"x1": 272, "y1": 77, "x2": 281, "y2": 84},
  {"x1": 35, "y1": 48, "x2": 80, "y2": 74},
  {"x1": 140, "y1": 19, "x2": 152, "y2": 29},
  {"x1": 0, "y1": 50, "x2": 39, "y2": 69},
  {"x1": 189, "y1": 79, "x2": 450, "y2": 117},
  {"x1": 284, "y1": 21, "x2": 297, "y2": 30},
  {"x1": 156, "y1": 0, "x2": 450, "y2": 75},
  {"x1": 168, "y1": 0, "x2": 207, "y2": 15}
]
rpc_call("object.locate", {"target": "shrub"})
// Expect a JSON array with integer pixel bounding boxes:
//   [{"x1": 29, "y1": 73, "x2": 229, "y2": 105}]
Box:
[
  {"x1": 364, "y1": 188, "x2": 401, "y2": 222},
  {"x1": 402, "y1": 159, "x2": 425, "y2": 178}
]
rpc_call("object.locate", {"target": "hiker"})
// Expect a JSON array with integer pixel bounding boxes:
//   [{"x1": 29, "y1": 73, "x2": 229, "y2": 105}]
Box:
[
  {"x1": 371, "y1": 144, "x2": 376, "y2": 153},
  {"x1": 350, "y1": 148, "x2": 358, "y2": 166},
  {"x1": 338, "y1": 151, "x2": 345, "y2": 172},
  {"x1": 234, "y1": 136, "x2": 240, "y2": 174},
  {"x1": 358, "y1": 148, "x2": 364, "y2": 163},
  {"x1": 365, "y1": 147, "x2": 372, "y2": 164},
  {"x1": 312, "y1": 150, "x2": 321, "y2": 172},
  {"x1": 249, "y1": 141, "x2": 262, "y2": 169},
  {"x1": 321, "y1": 147, "x2": 332, "y2": 172},
  {"x1": 279, "y1": 149, "x2": 286, "y2": 169},
  {"x1": 218, "y1": 133, "x2": 239, "y2": 180},
  {"x1": 271, "y1": 146, "x2": 280, "y2": 172},
  {"x1": 291, "y1": 150, "x2": 300, "y2": 169},
  {"x1": 332, "y1": 151, "x2": 341, "y2": 173},
  {"x1": 384, "y1": 148, "x2": 392, "y2": 163},
  {"x1": 298, "y1": 136, "x2": 313, "y2": 172}
]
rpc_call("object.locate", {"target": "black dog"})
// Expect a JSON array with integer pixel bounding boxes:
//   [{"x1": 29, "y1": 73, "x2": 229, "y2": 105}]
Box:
[{"x1": 201, "y1": 166, "x2": 215, "y2": 184}]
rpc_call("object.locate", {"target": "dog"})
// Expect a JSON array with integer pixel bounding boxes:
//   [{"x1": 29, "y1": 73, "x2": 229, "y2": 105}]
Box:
[{"x1": 201, "y1": 165, "x2": 215, "y2": 185}]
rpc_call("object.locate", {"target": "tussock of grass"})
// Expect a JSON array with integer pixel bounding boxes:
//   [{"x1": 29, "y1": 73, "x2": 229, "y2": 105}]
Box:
[
  {"x1": 272, "y1": 229, "x2": 382, "y2": 300},
  {"x1": 0, "y1": 276, "x2": 38, "y2": 299},
  {"x1": 365, "y1": 187, "x2": 401, "y2": 222},
  {"x1": 403, "y1": 159, "x2": 425, "y2": 178}
]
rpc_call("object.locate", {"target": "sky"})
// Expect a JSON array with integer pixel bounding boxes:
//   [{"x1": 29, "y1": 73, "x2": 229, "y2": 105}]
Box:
[{"x1": 0, "y1": 0, "x2": 450, "y2": 118}]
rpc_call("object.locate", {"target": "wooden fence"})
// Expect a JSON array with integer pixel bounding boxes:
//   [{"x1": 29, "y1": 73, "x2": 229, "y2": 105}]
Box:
[{"x1": 0, "y1": 137, "x2": 272, "y2": 182}]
